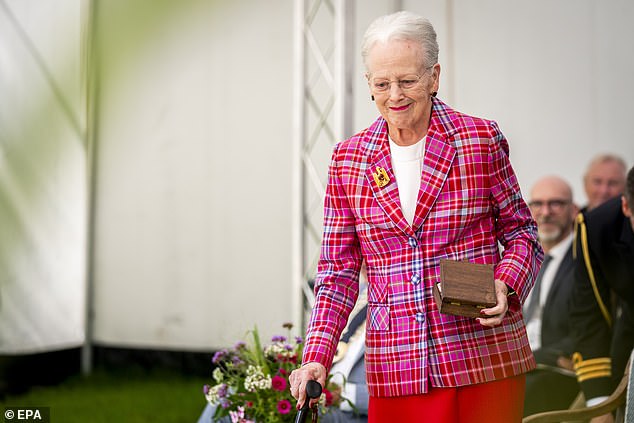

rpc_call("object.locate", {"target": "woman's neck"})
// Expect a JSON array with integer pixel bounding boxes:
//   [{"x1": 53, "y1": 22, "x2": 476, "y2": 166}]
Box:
[{"x1": 388, "y1": 124, "x2": 428, "y2": 146}]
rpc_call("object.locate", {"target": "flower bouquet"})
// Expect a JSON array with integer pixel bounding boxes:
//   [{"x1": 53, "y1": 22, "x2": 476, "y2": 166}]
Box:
[{"x1": 203, "y1": 323, "x2": 344, "y2": 423}]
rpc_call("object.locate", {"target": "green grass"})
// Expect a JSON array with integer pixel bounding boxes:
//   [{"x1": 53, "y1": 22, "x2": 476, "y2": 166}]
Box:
[{"x1": 0, "y1": 368, "x2": 209, "y2": 423}]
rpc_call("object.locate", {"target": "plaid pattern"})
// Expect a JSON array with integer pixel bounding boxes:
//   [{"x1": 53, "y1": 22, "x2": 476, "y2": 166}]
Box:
[{"x1": 302, "y1": 98, "x2": 543, "y2": 398}]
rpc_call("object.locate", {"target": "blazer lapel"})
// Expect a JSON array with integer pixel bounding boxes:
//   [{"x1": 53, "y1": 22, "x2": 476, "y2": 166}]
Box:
[
  {"x1": 364, "y1": 129, "x2": 413, "y2": 236},
  {"x1": 411, "y1": 102, "x2": 457, "y2": 231}
]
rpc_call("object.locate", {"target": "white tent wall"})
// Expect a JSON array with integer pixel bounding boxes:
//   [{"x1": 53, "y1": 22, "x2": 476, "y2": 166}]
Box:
[
  {"x1": 91, "y1": 0, "x2": 296, "y2": 350},
  {"x1": 0, "y1": 1, "x2": 87, "y2": 353}
]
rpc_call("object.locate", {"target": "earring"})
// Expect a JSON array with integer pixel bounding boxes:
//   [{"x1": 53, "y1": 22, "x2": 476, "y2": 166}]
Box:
[
  {"x1": 371, "y1": 95, "x2": 375, "y2": 101},
  {"x1": 432, "y1": 91, "x2": 437, "y2": 97}
]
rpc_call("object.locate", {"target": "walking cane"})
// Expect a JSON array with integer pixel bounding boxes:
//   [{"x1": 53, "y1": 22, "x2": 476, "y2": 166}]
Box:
[{"x1": 294, "y1": 380, "x2": 322, "y2": 423}]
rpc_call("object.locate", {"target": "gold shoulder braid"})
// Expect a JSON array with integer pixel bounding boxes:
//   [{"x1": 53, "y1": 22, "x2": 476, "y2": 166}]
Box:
[{"x1": 573, "y1": 213, "x2": 612, "y2": 327}]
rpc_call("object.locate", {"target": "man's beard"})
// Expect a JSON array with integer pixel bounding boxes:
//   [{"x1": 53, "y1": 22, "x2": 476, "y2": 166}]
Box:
[{"x1": 537, "y1": 221, "x2": 563, "y2": 244}]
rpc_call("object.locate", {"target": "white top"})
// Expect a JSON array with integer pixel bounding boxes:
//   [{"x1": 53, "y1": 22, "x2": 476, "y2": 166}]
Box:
[
  {"x1": 525, "y1": 233, "x2": 574, "y2": 350},
  {"x1": 389, "y1": 137, "x2": 425, "y2": 226}
]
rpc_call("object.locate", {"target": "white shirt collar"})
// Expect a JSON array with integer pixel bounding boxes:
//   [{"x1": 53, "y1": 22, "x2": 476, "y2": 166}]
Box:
[{"x1": 546, "y1": 232, "x2": 574, "y2": 260}]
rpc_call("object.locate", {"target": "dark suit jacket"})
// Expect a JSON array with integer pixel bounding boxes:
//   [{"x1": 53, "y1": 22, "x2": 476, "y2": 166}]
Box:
[
  {"x1": 534, "y1": 244, "x2": 576, "y2": 367},
  {"x1": 571, "y1": 196, "x2": 634, "y2": 399}
]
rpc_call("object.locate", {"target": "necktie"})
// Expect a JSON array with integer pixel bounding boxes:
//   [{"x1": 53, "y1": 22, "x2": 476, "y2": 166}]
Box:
[{"x1": 524, "y1": 254, "x2": 553, "y2": 323}]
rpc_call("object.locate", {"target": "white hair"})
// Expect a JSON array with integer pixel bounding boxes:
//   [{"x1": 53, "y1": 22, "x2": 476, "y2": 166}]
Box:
[{"x1": 361, "y1": 11, "x2": 439, "y2": 71}]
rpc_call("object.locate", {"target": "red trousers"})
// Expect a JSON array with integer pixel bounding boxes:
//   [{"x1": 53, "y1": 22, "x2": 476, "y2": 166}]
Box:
[{"x1": 368, "y1": 374, "x2": 526, "y2": 423}]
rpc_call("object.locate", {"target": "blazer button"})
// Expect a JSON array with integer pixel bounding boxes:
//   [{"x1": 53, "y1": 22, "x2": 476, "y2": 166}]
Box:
[
  {"x1": 414, "y1": 312, "x2": 425, "y2": 323},
  {"x1": 408, "y1": 237, "x2": 418, "y2": 248},
  {"x1": 410, "y1": 273, "x2": 421, "y2": 284}
]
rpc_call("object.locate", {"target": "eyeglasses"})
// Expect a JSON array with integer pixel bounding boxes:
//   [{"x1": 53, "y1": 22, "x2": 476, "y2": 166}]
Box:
[
  {"x1": 528, "y1": 199, "x2": 571, "y2": 212},
  {"x1": 369, "y1": 65, "x2": 434, "y2": 94}
]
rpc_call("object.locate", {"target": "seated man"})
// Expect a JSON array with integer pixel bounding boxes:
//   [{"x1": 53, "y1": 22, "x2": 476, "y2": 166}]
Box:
[
  {"x1": 581, "y1": 154, "x2": 627, "y2": 212},
  {"x1": 570, "y1": 165, "x2": 634, "y2": 423},
  {"x1": 523, "y1": 176, "x2": 580, "y2": 415}
]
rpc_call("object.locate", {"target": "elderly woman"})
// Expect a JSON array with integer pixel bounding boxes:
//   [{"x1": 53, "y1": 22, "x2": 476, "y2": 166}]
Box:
[{"x1": 290, "y1": 11, "x2": 543, "y2": 422}]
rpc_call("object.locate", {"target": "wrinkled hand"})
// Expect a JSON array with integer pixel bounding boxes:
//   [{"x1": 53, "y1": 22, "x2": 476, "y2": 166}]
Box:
[
  {"x1": 289, "y1": 362, "x2": 327, "y2": 410},
  {"x1": 477, "y1": 279, "x2": 508, "y2": 327}
]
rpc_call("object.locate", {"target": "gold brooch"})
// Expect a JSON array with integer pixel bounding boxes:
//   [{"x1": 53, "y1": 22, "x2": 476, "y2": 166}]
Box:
[{"x1": 372, "y1": 166, "x2": 390, "y2": 188}]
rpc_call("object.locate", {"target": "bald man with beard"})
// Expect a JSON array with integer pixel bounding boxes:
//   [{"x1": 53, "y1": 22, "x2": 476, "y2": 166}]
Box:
[{"x1": 523, "y1": 175, "x2": 581, "y2": 416}]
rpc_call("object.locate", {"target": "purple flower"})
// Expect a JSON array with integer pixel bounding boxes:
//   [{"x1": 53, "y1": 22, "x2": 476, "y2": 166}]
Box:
[
  {"x1": 233, "y1": 341, "x2": 246, "y2": 350},
  {"x1": 295, "y1": 336, "x2": 303, "y2": 344},
  {"x1": 217, "y1": 383, "x2": 228, "y2": 398},
  {"x1": 271, "y1": 375, "x2": 287, "y2": 392},
  {"x1": 232, "y1": 356, "x2": 244, "y2": 366},
  {"x1": 203, "y1": 385, "x2": 210, "y2": 394},
  {"x1": 271, "y1": 335, "x2": 287, "y2": 343},
  {"x1": 212, "y1": 349, "x2": 228, "y2": 364},
  {"x1": 277, "y1": 399, "x2": 292, "y2": 415}
]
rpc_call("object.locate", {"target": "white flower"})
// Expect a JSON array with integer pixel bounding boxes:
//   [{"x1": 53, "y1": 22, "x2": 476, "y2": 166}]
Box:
[
  {"x1": 213, "y1": 367, "x2": 224, "y2": 383},
  {"x1": 244, "y1": 365, "x2": 272, "y2": 392},
  {"x1": 264, "y1": 342, "x2": 294, "y2": 358},
  {"x1": 204, "y1": 384, "x2": 223, "y2": 404}
]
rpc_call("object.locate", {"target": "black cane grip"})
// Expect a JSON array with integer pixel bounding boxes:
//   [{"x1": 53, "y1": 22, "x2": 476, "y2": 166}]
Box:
[
  {"x1": 294, "y1": 380, "x2": 323, "y2": 423},
  {"x1": 306, "y1": 380, "x2": 323, "y2": 399}
]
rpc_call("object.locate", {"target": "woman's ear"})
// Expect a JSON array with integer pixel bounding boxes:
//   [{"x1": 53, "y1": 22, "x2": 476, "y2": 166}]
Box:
[{"x1": 431, "y1": 63, "x2": 441, "y2": 94}]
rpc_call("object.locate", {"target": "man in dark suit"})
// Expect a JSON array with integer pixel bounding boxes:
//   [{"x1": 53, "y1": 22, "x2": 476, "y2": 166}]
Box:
[
  {"x1": 571, "y1": 165, "x2": 634, "y2": 423},
  {"x1": 523, "y1": 175, "x2": 581, "y2": 415}
]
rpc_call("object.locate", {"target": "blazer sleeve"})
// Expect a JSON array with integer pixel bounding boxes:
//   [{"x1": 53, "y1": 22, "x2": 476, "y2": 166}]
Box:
[
  {"x1": 301, "y1": 142, "x2": 363, "y2": 371},
  {"x1": 487, "y1": 121, "x2": 543, "y2": 303}
]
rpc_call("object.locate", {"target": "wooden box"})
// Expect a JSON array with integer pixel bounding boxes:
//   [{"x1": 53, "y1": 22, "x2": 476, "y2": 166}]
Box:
[{"x1": 433, "y1": 259, "x2": 496, "y2": 318}]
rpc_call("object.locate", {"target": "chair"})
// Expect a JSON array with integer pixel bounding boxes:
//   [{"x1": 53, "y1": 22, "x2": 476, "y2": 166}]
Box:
[{"x1": 522, "y1": 352, "x2": 633, "y2": 423}]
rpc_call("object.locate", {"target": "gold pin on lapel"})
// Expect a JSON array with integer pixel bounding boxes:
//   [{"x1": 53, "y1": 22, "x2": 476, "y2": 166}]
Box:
[{"x1": 372, "y1": 166, "x2": 390, "y2": 188}]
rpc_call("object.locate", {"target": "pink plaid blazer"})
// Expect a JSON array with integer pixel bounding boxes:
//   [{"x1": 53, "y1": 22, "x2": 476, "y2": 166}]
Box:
[{"x1": 302, "y1": 98, "x2": 543, "y2": 398}]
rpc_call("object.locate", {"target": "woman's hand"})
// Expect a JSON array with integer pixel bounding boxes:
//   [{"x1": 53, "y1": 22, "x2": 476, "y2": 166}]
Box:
[
  {"x1": 289, "y1": 362, "x2": 328, "y2": 410},
  {"x1": 477, "y1": 279, "x2": 509, "y2": 327}
]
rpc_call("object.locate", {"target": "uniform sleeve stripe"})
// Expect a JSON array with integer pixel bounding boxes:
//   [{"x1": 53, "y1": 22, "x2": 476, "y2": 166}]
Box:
[
  {"x1": 577, "y1": 370, "x2": 612, "y2": 383},
  {"x1": 573, "y1": 356, "x2": 611, "y2": 370},
  {"x1": 576, "y1": 364, "x2": 612, "y2": 376},
  {"x1": 573, "y1": 353, "x2": 612, "y2": 382}
]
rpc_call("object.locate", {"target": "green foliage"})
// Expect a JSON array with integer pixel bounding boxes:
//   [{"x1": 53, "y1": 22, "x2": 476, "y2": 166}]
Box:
[{"x1": 0, "y1": 368, "x2": 208, "y2": 423}]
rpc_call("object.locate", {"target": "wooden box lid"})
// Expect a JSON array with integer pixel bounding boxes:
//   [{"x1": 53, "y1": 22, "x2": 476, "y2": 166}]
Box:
[{"x1": 434, "y1": 259, "x2": 496, "y2": 318}]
